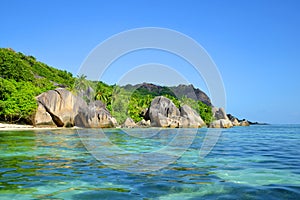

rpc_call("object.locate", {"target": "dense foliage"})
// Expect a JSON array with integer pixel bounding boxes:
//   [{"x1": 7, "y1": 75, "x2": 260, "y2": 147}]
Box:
[
  {"x1": 89, "y1": 81, "x2": 213, "y2": 125},
  {"x1": 0, "y1": 48, "x2": 75, "y2": 123},
  {"x1": 179, "y1": 96, "x2": 213, "y2": 124},
  {"x1": 0, "y1": 48, "x2": 213, "y2": 125}
]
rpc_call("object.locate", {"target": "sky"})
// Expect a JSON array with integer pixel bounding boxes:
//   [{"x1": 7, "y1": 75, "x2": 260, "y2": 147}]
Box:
[{"x1": 1, "y1": 0, "x2": 300, "y2": 124}]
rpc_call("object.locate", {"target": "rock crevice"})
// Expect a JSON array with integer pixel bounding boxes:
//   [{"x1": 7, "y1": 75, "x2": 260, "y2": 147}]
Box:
[
  {"x1": 37, "y1": 99, "x2": 64, "y2": 127},
  {"x1": 148, "y1": 96, "x2": 205, "y2": 128},
  {"x1": 34, "y1": 88, "x2": 117, "y2": 128},
  {"x1": 34, "y1": 89, "x2": 250, "y2": 129}
]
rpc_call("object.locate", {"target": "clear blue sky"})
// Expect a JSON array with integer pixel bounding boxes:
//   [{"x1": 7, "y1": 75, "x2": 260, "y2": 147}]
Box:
[{"x1": 1, "y1": 0, "x2": 300, "y2": 124}]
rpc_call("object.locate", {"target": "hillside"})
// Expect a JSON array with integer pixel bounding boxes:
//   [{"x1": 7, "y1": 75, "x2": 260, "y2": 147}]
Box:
[
  {"x1": 87, "y1": 83, "x2": 213, "y2": 124},
  {"x1": 123, "y1": 83, "x2": 211, "y2": 106},
  {"x1": 0, "y1": 48, "x2": 213, "y2": 125},
  {"x1": 0, "y1": 48, "x2": 75, "y2": 123},
  {"x1": 0, "y1": 48, "x2": 74, "y2": 86}
]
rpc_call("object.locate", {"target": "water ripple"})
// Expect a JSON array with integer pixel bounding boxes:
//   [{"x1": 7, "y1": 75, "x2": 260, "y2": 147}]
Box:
[{"x1": 0, "y1": 125, "x2": 299, "y2": 199}]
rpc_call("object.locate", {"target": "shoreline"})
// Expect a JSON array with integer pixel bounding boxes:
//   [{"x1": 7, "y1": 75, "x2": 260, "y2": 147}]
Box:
[
  {"x1": 0, "y1": 123, "x2": 81, "y2": 131},
  {"x1": 0, "y1": 122, "x2": 271, "y2": 132}
]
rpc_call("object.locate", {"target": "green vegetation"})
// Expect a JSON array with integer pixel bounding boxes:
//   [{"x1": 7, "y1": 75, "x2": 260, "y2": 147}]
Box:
[
  {"x1": 89, "y1": 82, "x2": 213, "y2": 125},
  {"x1": 0, "y1": 48, "x2": 213, "y2": 125},
  {"x1": 0, "y1": 48, "x2": 75, "y2": 123},
  {"x1": 179, "y1": 96, "x2": 213, "y2": 124},
  {"x1": 0, "y1": 48, "x2": 74, "y2": 86}
]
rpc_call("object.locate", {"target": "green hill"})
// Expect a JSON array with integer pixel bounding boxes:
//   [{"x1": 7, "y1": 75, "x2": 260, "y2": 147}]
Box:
[
  {"x1": 0, "y1": 48, "x2": 213, "y2": 125},
  {"x1": 0, "y1": 48, "x2": 75, "y2": 123},
  {"x1": 0, "y1": 48, "x2": 74, "y2": 85}
]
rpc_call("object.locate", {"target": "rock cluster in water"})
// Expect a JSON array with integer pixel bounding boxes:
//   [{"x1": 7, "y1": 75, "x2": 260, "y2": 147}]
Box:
[
  {"x1": 34, "y1": 88, "x2": 250, "y2": 128},
  {"x1": 208, "y1": 107, "x2": 249, "y2": 128}
]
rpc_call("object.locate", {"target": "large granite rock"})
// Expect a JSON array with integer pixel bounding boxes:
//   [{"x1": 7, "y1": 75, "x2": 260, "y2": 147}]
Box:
[
  {"x1": 239, "y1": 120, "x2": 250, "y2": 126},
  {"x1": 34, "y1": 88, "x2": 117, "y2": 128},
  {"x1": 227, "y1": 114, "x2": 240, "y2": 126},
  {"x1": 136, "y1": 119, "x2": 151, "y2": 127},
  {"x1": 148, "y1": 96, "x2": 180, "y2": 127},
  {"x1": 122, "y1": 117, "x2": 137, "y2": 128},
  {"x1": 180, "y1": 105, "x2": 205, "y2": 128},
  {"x1": 34, "y1": 103, "x2": 56, "y2": 126},
  {"x1": 74, "y1": 100, "x2": 117, "y2": 128},
  {"x1": 209, "y1": 107, "x2": 233, "y2": 128},
  {"x1": 212, "y1": 107, "x2": 229, "y2": 120},
  {"x1": 227, "y1": 114, "x2": 250, "y2": 126},
  {"x1": 231, "y1": 118, "x2": 240, "y2": 126},
  {"x1": 148, "y1": 96, "x2": 205, "y2": 128},
  {"x1": 209, "y1": 119, "x2": 233, "y2": 128},
  {"x1": 35, "y1": 88, "x2": 87, "y2": 127}
]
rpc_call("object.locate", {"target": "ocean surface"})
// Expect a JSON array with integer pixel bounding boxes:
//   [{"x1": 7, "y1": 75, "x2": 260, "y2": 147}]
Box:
[{"x1": 0, "y1": 125, "x2": 300, "y2": 199}]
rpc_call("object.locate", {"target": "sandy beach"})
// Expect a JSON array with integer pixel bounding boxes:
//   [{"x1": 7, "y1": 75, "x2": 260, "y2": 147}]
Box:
[{"x1": 0, "y1": 123, "x2": 80, "y2": 131}]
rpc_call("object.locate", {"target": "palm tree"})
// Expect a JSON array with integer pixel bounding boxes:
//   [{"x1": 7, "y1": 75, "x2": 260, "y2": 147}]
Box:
[
  {"x1": 94, "y1": 82, "x2": 112, "y2": 104},
  {"x1": 74, "y1": 74, "x2": 88, "y2": 92},
  {"x1": 95, "y1": 91, "x2": 108, "y2": 102}
]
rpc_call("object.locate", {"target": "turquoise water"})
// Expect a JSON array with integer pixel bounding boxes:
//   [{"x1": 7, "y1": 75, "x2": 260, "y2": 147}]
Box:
[{"x1": 0, "y1": 125, "x2": 300, "y2": 199}]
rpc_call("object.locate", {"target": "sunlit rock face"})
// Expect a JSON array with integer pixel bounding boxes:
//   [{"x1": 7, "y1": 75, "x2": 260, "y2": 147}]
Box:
[
  {"x1": 34, "y1": 88, "x2": 116, "y2": 128},
  {"x1": 148, "y1": 96, "x2": 205, "y2": 128}
]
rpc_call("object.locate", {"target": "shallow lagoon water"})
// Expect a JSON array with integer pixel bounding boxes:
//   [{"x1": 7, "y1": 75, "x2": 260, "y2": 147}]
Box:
[{"x1": 0, "y1": 125, "x2": 300, "y2": 199}]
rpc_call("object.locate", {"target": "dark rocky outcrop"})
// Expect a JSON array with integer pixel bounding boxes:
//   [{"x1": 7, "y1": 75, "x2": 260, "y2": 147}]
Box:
[
  {"x1": 231, "y1": 118, "x2": 240, "y2": 126},
  {"x1": 123, "y1": 83, "x2": 212, "y2": 106},
  {"x1": 227, "y1": 114, "x2": 250, "y2": 126},
  {"x1": 141, "y1": 108, "x2": 150, "y2": 121},
  {"x1": 227, "y1": 113, "x2": 240, "y2": 126},
  {"x1": 248, "y1": 121, "x2": 269, "y2": 125},
  {"x1": 170, "y1": 84, "x2": 212, "y2": 106}
]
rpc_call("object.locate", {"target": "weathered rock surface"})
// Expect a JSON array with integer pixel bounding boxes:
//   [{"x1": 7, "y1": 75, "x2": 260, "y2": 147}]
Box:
[
  {"x1": 212, "y1": 107, "x2": 229, "y2": 120},
  {"x1": 34, "y1": 103, "x2": 56, "y2": 126},
  {"x1": 231, "y1": 118, "x2": 240, "y2": 126},
  {"x1": 227, "y1": 114, "x2": 240, "y2": 126},
  {"x1": 35, "y1": 88, "x2": 86, "y2": 127},
  {"x1": 180, "y1": 105, "x2": 205, "y2": 128},
  {"x1": 34, "y1": 88, "x2": 117, "y2": 128},
  {"x1": 148, "y1": 96, "x2": 180, "y2": 127},
  {"x1": 227, "y1": 114, "x2": 250, "y2": 126},
  {"x1": 209, "y1": 107, "x2": 233, "y2": 128},
  {"x1": 209, "y1": 119, "x2": 233, "y2": 128},
  {"x1": 239, "y1": 120, "x2": 250, "y2": 126},
  {"x1": 74, "y1": 100, "x2": 117, "y2": 128},
  {"x1": 136, "y1": 119, "x2": 151, "y2": 127},
  {"x1": 148, "y1": 96, "x2": 205, "y2": 128},
  {"x1": 122, "y1": 117, "x2": 137, "y2": 128},
  {"x1": 35, "y1": 88, "x2": 251, "y2": 129}
]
